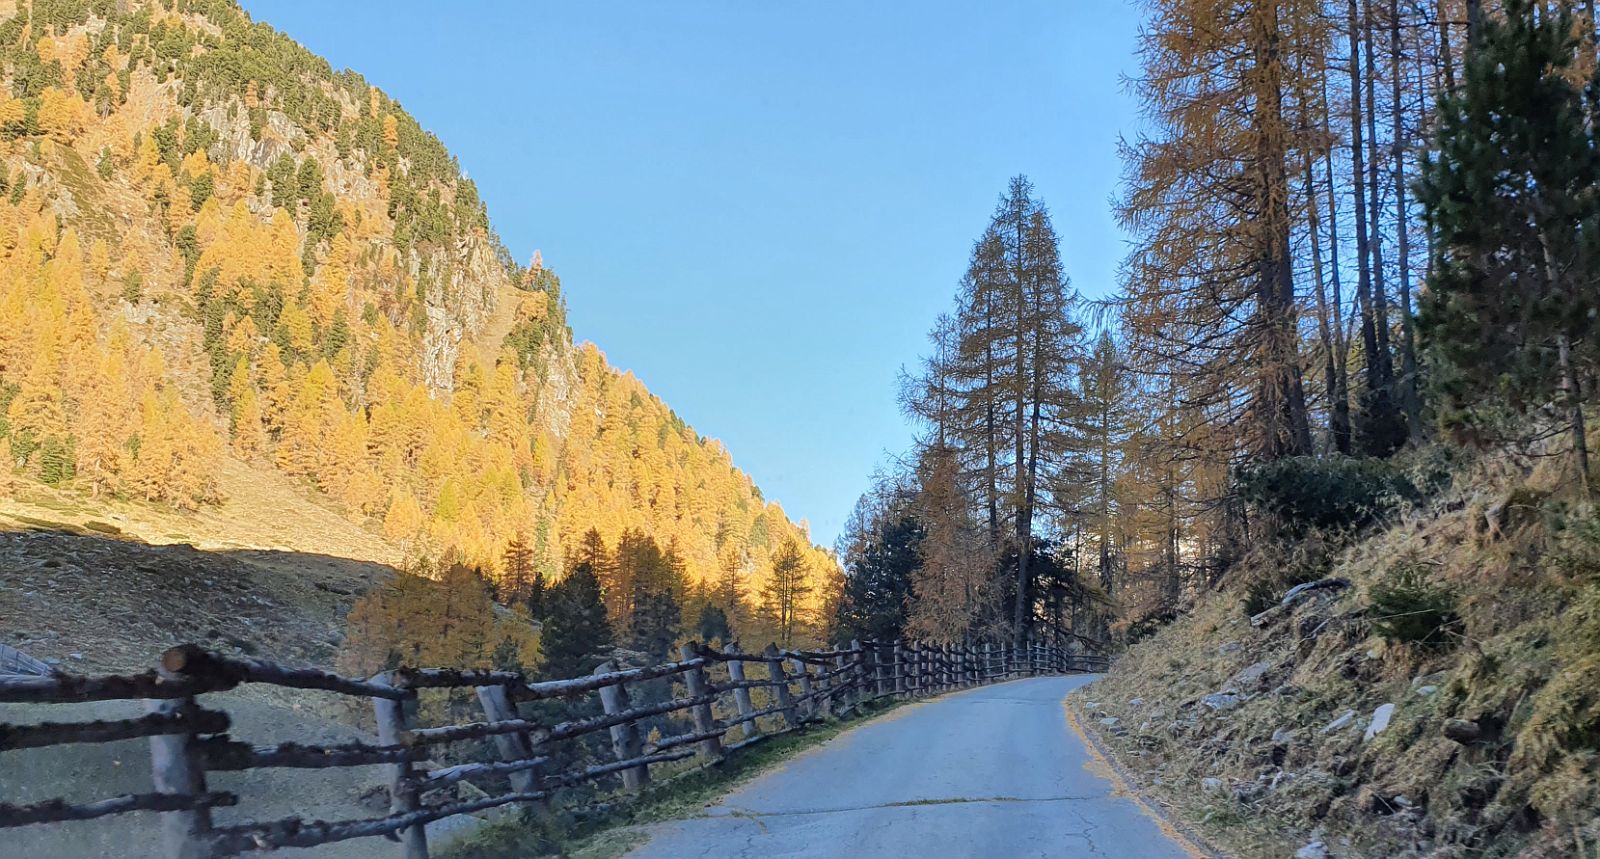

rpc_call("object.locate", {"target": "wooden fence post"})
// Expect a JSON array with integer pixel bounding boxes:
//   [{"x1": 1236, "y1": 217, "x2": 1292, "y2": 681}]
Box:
[
  {"x1": 474, "y1": 683, "x2": 542, "y2": 800},
  {"x1": 765, "y1": 645, "x2": 799, "y2": 729},
  {"x1": 145, "y1": 684, "x2": 212, "y2": 859},
  {"x1": 850, "y1": 639, "x2": 866, "y2": 711},
  {"x1": 874, "y1": 642, "x2": 888, "y2": 698},
  {"x1": 373, "y1": 674, "x2": 427, "y2": 859},
  {"x1": 831, "y1": 650, "x2": 848, "y2": 715},
  {"x1": 922, "y1": 644, "x2": 932, "y2": 693},
  {"x1": 910, "y1": 643, "x2": 921, "y2": 695},
  {"x1": 893, "y1": 642, "x2": 905, "y2": 698},
  {"x1": 790, "y1": 657, "x2": 814, "y2": 719},
  {"x1": 679, "y1": 643, "x2": 723, "y2": 763},
  {"x1": 593, "y1": 661, "x2": 649, "y2": 791},
  {"x1": 726, "y1": 646, "x2": 758, "y2": 740},
  {"x1": 984, "y1": 642, "x2": 994, "y2": 681}
]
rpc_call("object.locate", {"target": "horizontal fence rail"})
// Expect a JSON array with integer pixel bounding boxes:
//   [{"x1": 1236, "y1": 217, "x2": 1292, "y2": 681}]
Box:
[{"x1": 0, "y1": 636, "x2": 1107, "y2": 858}]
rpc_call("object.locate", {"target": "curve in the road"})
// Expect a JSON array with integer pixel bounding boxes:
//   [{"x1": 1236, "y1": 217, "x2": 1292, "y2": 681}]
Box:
[{"x1": 624, "y1": 675, "x2": 1212, "y2": 859}]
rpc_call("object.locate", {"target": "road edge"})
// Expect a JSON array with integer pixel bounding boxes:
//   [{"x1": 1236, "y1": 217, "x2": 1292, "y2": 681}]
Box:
[{"x1": 1061, "y1": 692, "x2": 1227, "y2": 859}]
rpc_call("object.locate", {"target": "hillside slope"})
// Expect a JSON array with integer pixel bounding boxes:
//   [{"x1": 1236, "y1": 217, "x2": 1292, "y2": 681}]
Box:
[
  {"x1": 1075, "y1": 447, "x2": 1600, "y2": 859},
  {"x1": 0, "y1": 0, "x2": 838, "y2": 646}
]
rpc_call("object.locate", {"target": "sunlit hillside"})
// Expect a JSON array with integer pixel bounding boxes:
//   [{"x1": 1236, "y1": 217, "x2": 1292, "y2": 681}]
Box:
[{"x1": 0, "y1": 0, "x2": 837, "y2": 640}]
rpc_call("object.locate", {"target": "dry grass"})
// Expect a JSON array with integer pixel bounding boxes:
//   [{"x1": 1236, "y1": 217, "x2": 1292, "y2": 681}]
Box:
[{"x1": 1077, "y1": 443, "x2": 1600, "y2": 859}]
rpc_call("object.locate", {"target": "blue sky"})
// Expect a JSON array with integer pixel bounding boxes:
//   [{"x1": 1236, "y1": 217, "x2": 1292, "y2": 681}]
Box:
[{"x1": 239, "y1": 1, "x2": 1144, "y2": 549}]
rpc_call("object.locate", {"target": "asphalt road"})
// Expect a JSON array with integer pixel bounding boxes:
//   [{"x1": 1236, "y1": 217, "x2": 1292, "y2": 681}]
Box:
[{"x1": 624, "y1": 675, "x2": 1205, "y2": 859}]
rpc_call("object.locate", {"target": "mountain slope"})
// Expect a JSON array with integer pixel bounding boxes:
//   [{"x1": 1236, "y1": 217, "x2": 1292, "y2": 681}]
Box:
[{"x1": 0, "y1": 0, "x2": 837, "y2": 641}]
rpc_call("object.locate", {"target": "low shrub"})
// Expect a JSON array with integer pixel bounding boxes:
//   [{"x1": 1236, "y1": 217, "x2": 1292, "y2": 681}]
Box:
[
  {"x1": 1369, "y1": 563, "x2": 1461, "y2": 649},
  {"x1": 1236, "y1": 455, "x2": 1418, "y2": 533}
]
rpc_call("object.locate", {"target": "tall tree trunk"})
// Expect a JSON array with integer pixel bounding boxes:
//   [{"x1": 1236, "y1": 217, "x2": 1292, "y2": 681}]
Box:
[
  {"x1": 1098, "y1": 411, "x2": 1114, "y2": 594},
  {"x1": 984, "y1": 292, "x2": 999, "y2": 545},
  {"x1": 1011, "y1": 212, "x2": 1031, "y2": 648},
  {"x1": 1438, "y1": 0, "x2": 1457, "y2": 93},
  {"x1": 1321, "y1": 76, "x2": 1355, "y2": 455},
  {"x1": 1304, "y1": 152, "x2": 1349, "y2": 454},
  {"x1": 1252, "y1": 0, "x2": 1313, "y2": 458},
  {"x1": 1392, "y1": 0, "x2": 1423, "y2": 435},
  {"x1": 1347, "y1": 0, "x2": 1390, "y2": 447},
  {"x1": 1364, "y1": 0, "x2": 1394, "y2": 382}
]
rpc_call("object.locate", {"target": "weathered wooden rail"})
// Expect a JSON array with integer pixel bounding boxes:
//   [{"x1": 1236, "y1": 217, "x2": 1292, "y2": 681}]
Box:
[{"x1": 0, "y1": 636, "x2": 1105, "y2": 858}]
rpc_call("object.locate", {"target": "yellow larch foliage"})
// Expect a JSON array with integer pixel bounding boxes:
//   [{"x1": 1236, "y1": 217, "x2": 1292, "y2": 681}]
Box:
[
  {"x1": 125, "y1": 385, "x2": 221, "y2": 510},
  {"x1": 0, "y1": 94, "x2": 25, "y2": 130},
  {"x1": 383, "y1": 488, "x2": 426, "y2": 544},
  {"x1": 132, "y1": 132, "x2": 162, "y2": 185},
  {"x1": 88, "y1": 238, "x2": 110, "y2": 283},
  {"x1": 308, "y1": 231, "x2": 352, "y2": 326},
  {"x1": 267, "y1": 208, "x2": 301, "y2": 286},
  {"x1": 276, "y1": 359, "x2": 339, "y2": 478},
  {"x1": 276, "y1": 301, "x2": 314, "y2": 356},
  {"x1": 179, "y1": 149, "x2": 212, "y2": 181}
]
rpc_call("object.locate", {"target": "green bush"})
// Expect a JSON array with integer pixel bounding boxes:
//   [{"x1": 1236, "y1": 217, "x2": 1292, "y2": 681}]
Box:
[
  {"x1": 1369, "y1": 564, "x2": 1461, "y2": 649},
  {"x1": 1243, "y1": 578, "x2": 1279, "y2": 617},
  {"x1": 1236, "y1": 455, "x2": 1418, "y2": 532}
]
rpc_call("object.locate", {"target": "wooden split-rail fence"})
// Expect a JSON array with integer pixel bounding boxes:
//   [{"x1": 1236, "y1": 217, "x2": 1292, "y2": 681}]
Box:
[{"x1": 0, "y1": 637, "x2": 1109, "y2": 859}]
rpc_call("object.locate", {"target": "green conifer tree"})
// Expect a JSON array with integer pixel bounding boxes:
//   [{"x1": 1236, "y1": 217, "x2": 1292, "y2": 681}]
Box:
[
  {"x1": 539, "y1": 561, "x2": 614, "y2": 679},
  {"x1": 1416, "y1": 0, "x2": 1599, "y2": 493}
]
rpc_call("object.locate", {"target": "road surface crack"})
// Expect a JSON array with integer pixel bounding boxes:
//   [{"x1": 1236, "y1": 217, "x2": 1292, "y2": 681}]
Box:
[{"x1": 705, "y1": 794, "x2": 1102, "y2": 820}]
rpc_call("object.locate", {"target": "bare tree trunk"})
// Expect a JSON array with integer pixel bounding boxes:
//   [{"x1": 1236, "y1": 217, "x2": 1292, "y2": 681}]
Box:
[
  {"x1": 1348, "y1": 0, "x2": 1379, "y2": 371},
  {"x1": 1252, "y1": 0, "x2": 1313, "y2": 458},
  {"x1": 1392, "y1": 0, "x2": 1423, "y2": 435},
  {"x1": 984, "y1": 292, "x2": 1000, "y2": 545},
  {"x1": 1348, "y1": 0, "x2": 1387, "y2": 437},
  {"x1": 1011, "y1": 212, "x2": 1031, "y2": 649},
  {"x1": 1438, "y1": 0, "x2": 1457, "y2": 93},
  {"x1": 1364, "y1": 0, "x2": 1394, "y2": 383},
  {"x1": 1320, "y1": 76, "x2": 1355, "y2": 455}
]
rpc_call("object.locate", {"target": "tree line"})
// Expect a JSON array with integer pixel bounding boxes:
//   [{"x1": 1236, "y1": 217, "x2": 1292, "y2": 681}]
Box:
[{"x1": 835, "y1": 0, "x2": 1600, "y2": 649}]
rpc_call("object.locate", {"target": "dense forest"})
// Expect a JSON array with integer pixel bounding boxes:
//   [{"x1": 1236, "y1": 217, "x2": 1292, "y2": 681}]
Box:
[
  {"x1": 829, "y1": 1, "x2": 1600, "y2": 854},
  {"x1": 0, "y1": 0, "x2": 842, "y2": 672}
]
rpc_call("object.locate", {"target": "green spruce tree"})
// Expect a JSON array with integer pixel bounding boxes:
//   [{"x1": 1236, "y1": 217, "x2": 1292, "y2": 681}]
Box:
[
  {"x1": 540, "y1": 561, "x2": 614, "y2": 679},
  {"x1": 1416, "y1": 0, "x2": 1599, "y2": 494}
]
